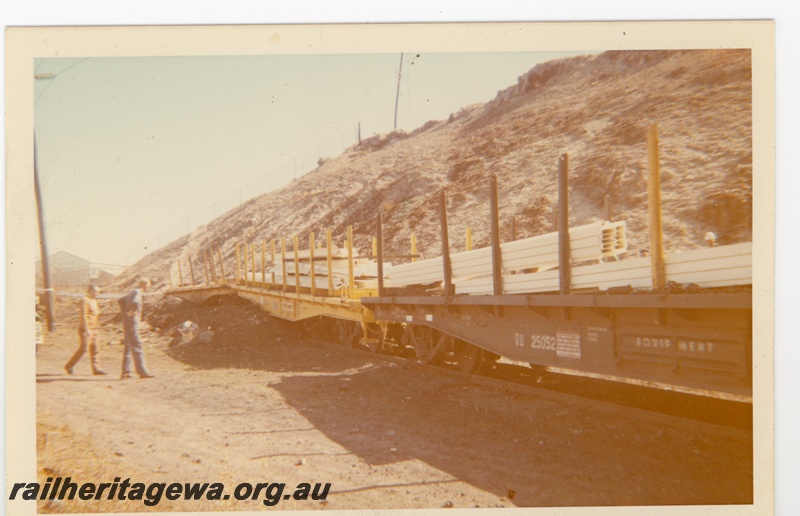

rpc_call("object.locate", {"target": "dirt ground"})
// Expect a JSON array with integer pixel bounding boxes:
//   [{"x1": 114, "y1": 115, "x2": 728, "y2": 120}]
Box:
[{"x1": 34, "y1": 294, "x2": 753, "y2": 512}]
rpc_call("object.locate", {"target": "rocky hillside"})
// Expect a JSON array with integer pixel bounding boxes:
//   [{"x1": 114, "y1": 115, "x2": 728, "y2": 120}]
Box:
[{"x1": 116, "y1": 49, "x2": 752, "y2": 291}]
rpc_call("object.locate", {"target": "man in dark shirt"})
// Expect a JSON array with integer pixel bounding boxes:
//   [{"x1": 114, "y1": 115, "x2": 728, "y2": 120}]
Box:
[{"x1": 118, "y1": 278, "x2": 154, "y2": 379}]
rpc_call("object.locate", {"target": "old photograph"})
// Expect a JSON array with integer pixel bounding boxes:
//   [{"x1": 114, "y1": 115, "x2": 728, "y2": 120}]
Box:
[{"x1": 6, "y1": 21, "x2": 774, "y2": 514}]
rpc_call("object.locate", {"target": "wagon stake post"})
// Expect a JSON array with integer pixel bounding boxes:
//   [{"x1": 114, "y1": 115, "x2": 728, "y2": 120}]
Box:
[
  {"x1": 558, "y1": 153, "x2": 571, "y2": 295},
  {"x1": 647, "y1": 124, "x2": 667, "y2": 290}
]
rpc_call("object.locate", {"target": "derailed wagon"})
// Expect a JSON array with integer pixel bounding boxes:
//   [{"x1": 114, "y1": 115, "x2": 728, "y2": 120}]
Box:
[{"x1": 166, "y1": 131, "x2": 753, "y2": 401}]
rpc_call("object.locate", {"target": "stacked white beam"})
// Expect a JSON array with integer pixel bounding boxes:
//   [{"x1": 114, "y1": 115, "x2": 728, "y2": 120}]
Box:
[
  {"x1": 268, "y1": 274, "x2": 347, "y2": 291},
  {"x1": 266, "y1": 251, "x2": 392, "y2": 292},
  {"x1": 664, "y1": 242, "x2": 752, "y2": 288},
  {"x1": 388, "y1": 221, "x2": 628, "y2": 288},
  {"x1": 456, "y1": 242, "x2": 751, "y2": 295}
]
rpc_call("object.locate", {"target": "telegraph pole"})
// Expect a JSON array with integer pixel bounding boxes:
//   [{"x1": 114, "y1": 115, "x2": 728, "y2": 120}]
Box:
[
  {"x1": 393, "y1": 53, "x2": 404, "y2": 130},
  {"x1": 34, "y1": 63, "x2": 85, "y2": 330},
  {"x1": 34, "y1": 134, "x2": 56, "y2": 331}
]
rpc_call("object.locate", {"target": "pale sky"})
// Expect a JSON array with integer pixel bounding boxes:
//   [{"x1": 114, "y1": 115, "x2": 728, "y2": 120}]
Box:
[{"x1": 33, "y1": 51, "x2": 592, "y2": 267}]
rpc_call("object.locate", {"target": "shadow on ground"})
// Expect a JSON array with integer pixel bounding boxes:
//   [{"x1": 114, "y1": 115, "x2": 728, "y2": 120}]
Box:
[{"x1": 162, "y1": 298, "x2": 753, "y2": 507}]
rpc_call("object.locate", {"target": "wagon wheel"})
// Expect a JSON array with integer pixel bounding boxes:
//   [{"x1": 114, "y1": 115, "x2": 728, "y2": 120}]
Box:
[
  {"x1": 454, "y1": 339, "x2": 486, "y2": 374},
  {"x1": 410, "y1": 326, "x2": 445, "y2": 365},
  {"x1": 335, "y1": 319, "x2": 360, "y2": 347},
  {"x1": 365, "y1": 323, "x2": 385, "y2": 354},
  {"x1": 381, "y1": 323, "x2": 406, "y2": 355}
]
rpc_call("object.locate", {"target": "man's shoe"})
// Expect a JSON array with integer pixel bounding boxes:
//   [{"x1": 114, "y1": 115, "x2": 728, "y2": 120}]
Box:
[
  {"x1": 120, "y1": 374, "x2": 133, "y2": 380},
  {"x1": 93, "y1": 369, "x2": 108, "y2": 376},
  {"x1": 139, "y1": 374, "x2": 155, "y2": 379},
  {"x1": 64, "y1": 366, "x2": 73, "y2": 375}
]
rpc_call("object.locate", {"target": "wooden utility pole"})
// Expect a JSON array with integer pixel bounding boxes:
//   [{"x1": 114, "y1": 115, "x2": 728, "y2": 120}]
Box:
[
  {"x1": 393, "y1": 53, "x2": 404, "y2": 130},
  {"x1": 34, "y1": 135, "x2": 55, "y2": 331}
]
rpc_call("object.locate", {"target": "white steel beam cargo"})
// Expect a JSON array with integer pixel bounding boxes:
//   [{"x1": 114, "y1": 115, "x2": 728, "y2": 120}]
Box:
[
  {"x1": 455, "y1": 242, "x2": 751, "y2": 295},
  {"x1": 388, "y1": 221, "x2": 627, "y2": 288}
]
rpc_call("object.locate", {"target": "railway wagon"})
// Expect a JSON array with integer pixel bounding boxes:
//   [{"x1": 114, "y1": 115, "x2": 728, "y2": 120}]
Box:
[{"x1": 165, "y1": 146, "x2": 753, "y2": 401}]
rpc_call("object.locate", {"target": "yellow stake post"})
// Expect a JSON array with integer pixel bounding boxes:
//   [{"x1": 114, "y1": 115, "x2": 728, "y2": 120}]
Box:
[
  {"x1": 242, "y1": 243, "x2": 250, "y2": 285},
  {"x1": 309, "y1": 232, "x2": 317, "y2": 297},
  {"x1": 326, "y1": 230, "x2": 334, "y2": 296},
  {"x1": 218, "y1": 248, "x2": 226, "y2": 284},
  {"x1": 261, "y1": 240, "x2": 266, "y2": 289},
  {"x1": 281, "y1": 237, "x2": 287, "y2": 292},
  {"x1": 347, "y1": 226, "x2": 355, "y2": 296},
  {"x1": 647, "y1": 124, "x2": 667, "y2": 290},
  {"x1": 236, "y1": 244, "x2": 241, "y2": 283},
  {"x1": 209, "y1": 251, "x2": 217, "y2": 283},
  {"x1": 250, "y1": 243, "x2": 256, "y2": 284},
  {"x1": 271, "y1": 239, "x2": 276, "y2": 286},
  {"x1": 188, "y1": 257, "x2": 196, "y2": 286},
  {"x1": 293, "y1": 234, "x2": 301, "y2": 294}
]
